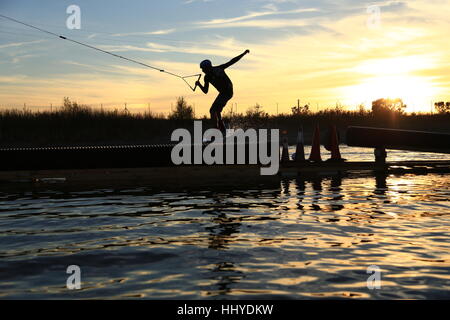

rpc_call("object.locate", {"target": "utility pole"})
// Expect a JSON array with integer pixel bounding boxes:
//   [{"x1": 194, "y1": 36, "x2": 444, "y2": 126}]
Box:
[{"x1": 276, "y1": 103, "x2": 279, "y2": 116}]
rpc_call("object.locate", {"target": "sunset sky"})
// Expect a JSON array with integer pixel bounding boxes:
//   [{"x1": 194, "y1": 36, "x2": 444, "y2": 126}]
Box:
[{"x1": 1, "y1": 0, "x2": 450, "y2": 115}]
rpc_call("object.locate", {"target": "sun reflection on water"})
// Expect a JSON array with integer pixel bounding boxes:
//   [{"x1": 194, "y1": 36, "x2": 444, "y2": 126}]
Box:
[{"x1": 0, "y1": 169, "x2": 449, "y2": 299}]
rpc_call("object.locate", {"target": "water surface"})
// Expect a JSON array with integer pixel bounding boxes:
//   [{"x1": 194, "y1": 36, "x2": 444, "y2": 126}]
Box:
[{"x1": 0, "y1": 147, "x2": 449, "y2": 299}]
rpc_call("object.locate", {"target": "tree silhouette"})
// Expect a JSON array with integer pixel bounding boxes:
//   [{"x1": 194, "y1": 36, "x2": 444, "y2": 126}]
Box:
[
  {"x1": 168, "y1": 97, "x2": 194, "y2": 120},
  {"x1": 434, "y1": 101, "x2": 450, "y2": 114},
  {"x1": 246, "y1": 103, "x2": 269, "y2": 118},
  {"x1": 372, "y1": 98, "x2": 407, "y2": 116},
  {"x1": 291, "y1": 103, "x2": 310, "y2": 115}
]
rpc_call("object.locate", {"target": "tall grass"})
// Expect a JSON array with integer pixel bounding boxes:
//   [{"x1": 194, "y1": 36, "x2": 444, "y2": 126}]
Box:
[
  {"x1": 0, "y1": 98, "x2": 180, "y2": 146},
  {"x1": 1, "y1": 98, "x2": 449, "y2": 146}
]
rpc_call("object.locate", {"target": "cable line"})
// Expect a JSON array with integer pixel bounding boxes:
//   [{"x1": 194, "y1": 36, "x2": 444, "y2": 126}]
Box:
[{"x1": 0, "y1": 14, "x2": 201, "y2": 91}]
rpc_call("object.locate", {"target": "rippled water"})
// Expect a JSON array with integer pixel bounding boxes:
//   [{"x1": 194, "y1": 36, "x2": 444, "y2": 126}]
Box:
[{"x1": 0, "y1": 147, "x2": 449, "y2": 299}]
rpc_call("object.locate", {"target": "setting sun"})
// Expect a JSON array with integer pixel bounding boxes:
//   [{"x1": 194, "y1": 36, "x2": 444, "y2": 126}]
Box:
[{"x1": 342, "y1": 56, "x2": 440, "y2": 112}]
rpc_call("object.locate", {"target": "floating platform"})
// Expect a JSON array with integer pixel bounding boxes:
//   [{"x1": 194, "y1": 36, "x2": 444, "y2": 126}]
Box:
[
  {"x1": 1, "y1": 125, "x2": 450, "y2": 189},
  {"x1": 1, "y1": 160, "x2": 449, "y2": 190},
  {"x1": 0, "y1": 143, "x2": 271, "y2": 171}
]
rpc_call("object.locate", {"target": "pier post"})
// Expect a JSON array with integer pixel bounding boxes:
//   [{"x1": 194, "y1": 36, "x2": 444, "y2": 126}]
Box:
[{"x1": 374, "y1": 147, "x2": 387, "y2": 163}]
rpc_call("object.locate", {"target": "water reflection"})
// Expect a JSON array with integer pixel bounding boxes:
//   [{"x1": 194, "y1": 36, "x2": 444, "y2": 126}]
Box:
[
  {"x1": 330, "y1": 175, "x2": 344, "y2": 212},
  {"x1": 374, "y1": 173, "x2": 388, "y2": 196},
  {"x1": 0, "y1": 172, "x2": 449, "y2": 299},
  {"x1": 206, "y1": 212, "x2": 242, "y2": 250},
  {"x1": 204, "y1": 262, "x2": 243, "y2": 297},
  {"x1": 295, "y1": 178, "x2": 305, "y2": 211},
  {"x1": 201, "y1": 194, "x2": 243, "y2": 296}
]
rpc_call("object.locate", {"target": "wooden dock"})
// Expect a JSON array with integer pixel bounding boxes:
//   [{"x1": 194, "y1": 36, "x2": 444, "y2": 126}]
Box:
[
  {"x1": 1, "y1": 160, "x2": 449, "y2": 189},
  {"x1": 1, "y1": 125, "x2": 449, "y2": 189}
]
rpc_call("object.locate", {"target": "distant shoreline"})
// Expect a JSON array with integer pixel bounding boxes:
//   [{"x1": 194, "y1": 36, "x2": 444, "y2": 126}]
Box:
[{"x1": 1, "y1": 106, "x2": 449, "y2": 147}]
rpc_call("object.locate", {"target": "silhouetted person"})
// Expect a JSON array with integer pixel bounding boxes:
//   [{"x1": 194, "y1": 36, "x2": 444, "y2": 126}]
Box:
[{"x1": 196, "y1": 50, "x2": 250, "y2": 133}]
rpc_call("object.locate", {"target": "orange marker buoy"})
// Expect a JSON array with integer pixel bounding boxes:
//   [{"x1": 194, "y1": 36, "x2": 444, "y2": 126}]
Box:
[
  {"x1": 309, "y1": 124, "x2": 322, "y2": 162},
  {"x1": 294, "y1": 127, "x2": 305, "y2": 162},
  {"x1": 281, "y1": 136, "x2": 290, "y2": 163},
  {"x1": 328, "y1": 125, "x2": 343, "y2": 162}
]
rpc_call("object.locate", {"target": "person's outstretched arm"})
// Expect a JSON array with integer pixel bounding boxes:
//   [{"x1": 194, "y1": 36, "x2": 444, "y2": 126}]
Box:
[
  {"x1": 196, "y1": 77, "x2": 209, "y2": 94},
  {"x1": 219, "y1": 50, "x2": 250, "y2": 69}
]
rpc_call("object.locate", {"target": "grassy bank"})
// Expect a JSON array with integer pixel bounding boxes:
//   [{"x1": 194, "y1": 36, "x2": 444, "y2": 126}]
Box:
[{"x1": 1, "y1": 98, "x2": 449, "y2": 147}]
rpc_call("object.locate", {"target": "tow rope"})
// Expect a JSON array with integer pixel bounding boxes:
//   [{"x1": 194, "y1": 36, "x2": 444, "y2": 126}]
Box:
[{"x1": 0, "y1": 14, "x2": 202, "y2": 91}]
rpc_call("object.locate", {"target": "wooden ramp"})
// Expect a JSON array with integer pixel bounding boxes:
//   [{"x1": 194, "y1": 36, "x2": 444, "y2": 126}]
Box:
[{"x1": 346, "y1": 126, "x2": 450, "y2": 153}]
